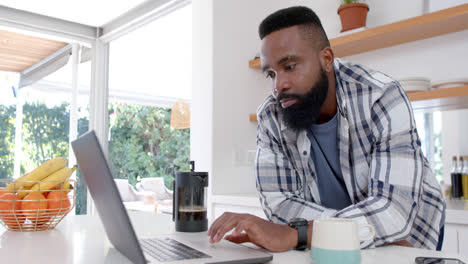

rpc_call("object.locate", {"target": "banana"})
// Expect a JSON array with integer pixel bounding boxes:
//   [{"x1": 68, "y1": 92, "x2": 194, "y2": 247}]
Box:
[
  {"x1": 50, "y1": 180, "x2": 72, "y2": 192},
  {"x1": 5, "y1": 172, "x2": 30, "y2": 192},
  {"x1": 31, "y1": 165, "x2": 78, "y2": 192},
  {"x1": 18, "y1": 165, "x2": 77, "y2": 198},
  {"x1": 53, "y1": 181, "x2": 71, "y2": 192},
  {"x1": 61, "y1": 181, "x2": 72, "y2": 193},
  {"x1": 22, "y1": 157, "x2": 67, "y2": 188}
]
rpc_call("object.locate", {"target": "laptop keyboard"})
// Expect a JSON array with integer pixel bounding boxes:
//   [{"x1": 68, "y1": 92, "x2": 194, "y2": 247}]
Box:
[{"x1": 139, "y1": 237, "x2": 211, "y2": 262}]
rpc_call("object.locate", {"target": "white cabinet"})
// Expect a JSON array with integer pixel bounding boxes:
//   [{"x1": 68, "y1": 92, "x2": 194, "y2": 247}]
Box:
[
  {"x1": 443, "y1": 225, "x2": 459, "y2": 254},
  {"x1": 443, "y1": 224, "x2": 468, "y2": 256},
  {"x1": 457, "y1": 226, "x2": 468, "y2": 256},
  {"x1": 443, "y1": 199, "x2": 468, "y2": 257}
]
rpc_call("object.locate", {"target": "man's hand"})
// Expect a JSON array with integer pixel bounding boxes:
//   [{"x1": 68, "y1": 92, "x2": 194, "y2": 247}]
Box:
[
  {"x1": 207, "y1": 212, "x2": 297, "y2": 252},
  {"x1": 388, "y1": 240, "x2": 414, "y2": 247}
]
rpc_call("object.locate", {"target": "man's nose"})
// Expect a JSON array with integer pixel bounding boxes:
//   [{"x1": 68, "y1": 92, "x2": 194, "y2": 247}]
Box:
[{"x1": 275, "y1": 76, "x2": 291, "y2": 95}]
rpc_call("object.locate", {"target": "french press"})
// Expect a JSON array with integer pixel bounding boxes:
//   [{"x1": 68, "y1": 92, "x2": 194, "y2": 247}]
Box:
[{"x1": 173, "y1": 161, "x2": 208, "y2": 232}]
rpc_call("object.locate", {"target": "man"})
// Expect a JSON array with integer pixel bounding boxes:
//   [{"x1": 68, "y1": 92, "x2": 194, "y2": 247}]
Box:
[{"x1": 207, "y1": 6, "x2": 445, "y2": 252}]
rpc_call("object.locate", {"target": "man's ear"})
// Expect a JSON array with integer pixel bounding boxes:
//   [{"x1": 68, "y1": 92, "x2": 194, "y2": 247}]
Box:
[{"x1": 319, "y1": 47, "x2": 334, "y2": 73}]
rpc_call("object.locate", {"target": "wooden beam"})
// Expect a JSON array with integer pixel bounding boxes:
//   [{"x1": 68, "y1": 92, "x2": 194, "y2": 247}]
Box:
[{"x1": 0, "y1": 29, "x2": 67, "y2": 72}]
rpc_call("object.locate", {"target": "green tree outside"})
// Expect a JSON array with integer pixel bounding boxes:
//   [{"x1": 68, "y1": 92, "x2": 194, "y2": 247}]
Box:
[
  {"x1": 108, "y1": 103, "x2": 190, "y2": 189},
  {"x1": 21, "y1": 102, "x2": 70, "y2": 172},
  {"x1": 0, "y1": 104, "x2": 15, "y2": 179}
]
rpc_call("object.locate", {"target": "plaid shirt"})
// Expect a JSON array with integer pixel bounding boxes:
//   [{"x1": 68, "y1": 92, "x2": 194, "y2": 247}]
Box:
[{"x1": 255, "y1": 58, "x2": 446, "y2": 249}]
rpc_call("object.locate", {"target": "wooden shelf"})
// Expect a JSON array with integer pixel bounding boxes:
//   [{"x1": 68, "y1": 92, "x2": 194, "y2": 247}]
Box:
[
  {"x1": 249, "y1": 58, "x2": 260, "y2": 69},
  {"x1": 248, "y1": 58, "x2": 261, "y2": 69},
  {"x1": 249, "y1": 85, "x2": 468, "y2": 121},
  {"x1": 249, "y1": 113, "x2": 257, "y2": 122},
  {"x1": 408, "y1": 85, "x2": 468, "y2": 112},
  {"x1": 249, "y1": 4, "x2": 468, "y2": 69}
]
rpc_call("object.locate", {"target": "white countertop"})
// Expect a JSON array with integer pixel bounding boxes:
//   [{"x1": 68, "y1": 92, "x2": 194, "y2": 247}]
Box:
[{"x1": 0, "y1": 211, "x2": 466, "y2": 263}]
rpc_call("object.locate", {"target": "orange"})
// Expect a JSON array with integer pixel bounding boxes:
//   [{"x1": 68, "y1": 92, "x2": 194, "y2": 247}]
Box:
[
  {"x1": 46, "y1": 191, "x2": 71, "y2": 215},
  {"x1": 21, "y1": 192, "x2": 49, "y2": 226},
  {"x1": 0, "y1": 187, "x2": 9, "y2": 197},
  {"x1": 0, "y1": 193, "x2": 25, "y2": 228}
]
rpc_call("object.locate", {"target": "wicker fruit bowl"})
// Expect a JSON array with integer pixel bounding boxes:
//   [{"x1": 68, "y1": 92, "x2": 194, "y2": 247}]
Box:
[{"x1": 0, "y1": 179, "x2": 76, "y2": 231}]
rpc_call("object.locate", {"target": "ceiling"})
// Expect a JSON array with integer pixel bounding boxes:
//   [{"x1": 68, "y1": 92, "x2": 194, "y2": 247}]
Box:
[
  {"x1": 0, "y1": 1, "x2": 192, "y2": 101},
  {"x1": 0, "y1": 0, "x2": 145, "y2": 73},
  {"x1": 0, "y1": 29, "x2": 68, "y2": 72},
  {"x1": 0, "y1": 0, "x2": 147, "y2": 27}
]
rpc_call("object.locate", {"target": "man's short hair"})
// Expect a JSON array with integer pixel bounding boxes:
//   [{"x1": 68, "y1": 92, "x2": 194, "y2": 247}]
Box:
[{"x1": 259, "y1": 6, "x2": 330, "y2": 51}]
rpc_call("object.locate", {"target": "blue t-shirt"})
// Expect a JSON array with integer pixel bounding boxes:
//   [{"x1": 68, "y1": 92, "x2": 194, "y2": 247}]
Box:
[{"x1": 308, "y1": 113, "x2": 352, "y2": 210}]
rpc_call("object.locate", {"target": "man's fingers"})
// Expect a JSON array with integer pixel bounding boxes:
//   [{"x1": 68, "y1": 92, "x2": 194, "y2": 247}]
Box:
[
  {"x1": 225, "y1": 233, "x2": 251, "y2": 244},
  {"x1": 211, "y1": 214, "x2": 294, "y2": 252},
  {"x1": 212, "y1": 216, "x2": 240, "y2": 243},
  {"x1": 208, "y1": 212, "x2": 230, "y2": 236},
  {"x1": 207, "y1": 217, "x2": 219, "y2": 236},
  {"x1": 231, "y1": 219, "x2": 250, "y2": 237},
  {"x1": 226, "y1": 220, "x2": 252, "y2": 243},
  {"x1": 208, "y1": 213, "x2": 243, "y2": 243}
]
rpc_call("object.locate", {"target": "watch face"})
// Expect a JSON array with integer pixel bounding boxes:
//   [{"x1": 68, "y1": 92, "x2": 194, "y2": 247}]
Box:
[{"x1": 290, "y1": 218, "x2": 308, "y2": 226}]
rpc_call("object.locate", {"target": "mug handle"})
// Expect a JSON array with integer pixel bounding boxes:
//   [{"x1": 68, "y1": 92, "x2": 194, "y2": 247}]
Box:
[{"x1": 359, "y1": 224, "x2": 376, "y2": 242}]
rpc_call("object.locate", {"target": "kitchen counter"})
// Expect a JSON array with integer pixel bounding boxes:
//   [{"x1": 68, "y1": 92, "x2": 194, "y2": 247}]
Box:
[{"x1": 0, "y1": 211, "x2": 467, "y2": 263}]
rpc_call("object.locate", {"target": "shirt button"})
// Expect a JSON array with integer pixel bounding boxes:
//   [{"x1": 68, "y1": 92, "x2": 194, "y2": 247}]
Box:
[{"x1": 303, "y1": 151, "x2": 307, "y2": 155}]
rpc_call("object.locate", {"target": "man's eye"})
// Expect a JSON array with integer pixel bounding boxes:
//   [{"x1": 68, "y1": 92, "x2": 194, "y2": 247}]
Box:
[
  {"x1": 285, "y1": 64, "x2": 296, "y2": 70},
  {"x1": 265, "y1": 72, "x2": 275, "y2": 79}
]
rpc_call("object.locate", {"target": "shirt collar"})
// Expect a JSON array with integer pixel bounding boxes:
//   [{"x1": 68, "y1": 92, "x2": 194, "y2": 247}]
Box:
[{"x1": 333, "y1": 58, "x2": 348, "y2": 117}]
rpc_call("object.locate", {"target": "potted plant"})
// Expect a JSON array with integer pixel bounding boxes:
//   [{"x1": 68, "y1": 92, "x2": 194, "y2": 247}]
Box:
[{"x1": 337, "y1": 0, "x2": 369, "y2": 32}]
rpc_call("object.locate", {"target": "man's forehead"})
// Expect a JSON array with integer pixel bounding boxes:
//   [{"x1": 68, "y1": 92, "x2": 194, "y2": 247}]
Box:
[
  {"x1": 261, "y1": 26, "x2": 301, "y2": 47},
  {"x1": 260, "y1": 27, "x2": 305, "y2": 65}
]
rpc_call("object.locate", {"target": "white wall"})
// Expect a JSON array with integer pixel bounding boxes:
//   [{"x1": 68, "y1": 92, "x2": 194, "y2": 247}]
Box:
[{"x1": 192, "y1": 0, "x2": 468, "y2": 197}]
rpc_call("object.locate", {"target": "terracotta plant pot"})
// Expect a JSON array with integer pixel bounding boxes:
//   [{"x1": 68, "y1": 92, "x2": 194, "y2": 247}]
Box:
[{"x1": 337, "y1": 3, "x2": 369, "y2": 32}]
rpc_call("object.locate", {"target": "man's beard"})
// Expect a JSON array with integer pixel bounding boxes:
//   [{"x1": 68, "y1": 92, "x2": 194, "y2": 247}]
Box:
[{"x1": 278, "y1": 68, "x2": 329, "y2": 131}]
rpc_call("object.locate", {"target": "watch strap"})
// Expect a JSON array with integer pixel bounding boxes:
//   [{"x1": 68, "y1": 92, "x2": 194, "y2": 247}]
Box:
[
  {"x1": 288, "y1": 218, "x2": 308, "y2": 250},
  {"x1": 295, "y1": 222, "x2": 308, "y2": 250}
]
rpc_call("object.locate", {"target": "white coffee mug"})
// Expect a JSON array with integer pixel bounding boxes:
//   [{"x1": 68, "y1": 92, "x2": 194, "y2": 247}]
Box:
[{"x1": 310, "y1": 217, "x2": 375, "y2": 264}]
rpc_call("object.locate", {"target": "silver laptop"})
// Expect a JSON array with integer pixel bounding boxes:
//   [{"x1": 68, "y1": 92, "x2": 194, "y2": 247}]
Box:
[{"x1": 71, "y1": 131, "x2": 273, "y2": 264}]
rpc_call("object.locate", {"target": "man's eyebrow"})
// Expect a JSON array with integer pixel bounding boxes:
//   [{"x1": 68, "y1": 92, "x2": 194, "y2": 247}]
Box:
[{"x1": 261, "y1": 55, "x2": 298, "y2": 73}]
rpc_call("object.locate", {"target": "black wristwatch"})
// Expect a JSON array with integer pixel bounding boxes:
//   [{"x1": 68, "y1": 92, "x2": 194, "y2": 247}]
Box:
[{"x1": 288, "y1": 218, "x2": 308, "y2": 250}]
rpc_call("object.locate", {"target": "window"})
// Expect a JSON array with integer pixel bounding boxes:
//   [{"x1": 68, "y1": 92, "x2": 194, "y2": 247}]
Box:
[
  {"x1": 107, "y1": 4, "x2": 192, "y2": 209},
  {"x1": 414, "y1": 111, "x2": 443, "y2": 182},
  {"x1": 0, "y1": 36, "x2": 91, "y2": 215},
  {"x1": 0, "y1": 72, "x2": 19, "y2": 181}
]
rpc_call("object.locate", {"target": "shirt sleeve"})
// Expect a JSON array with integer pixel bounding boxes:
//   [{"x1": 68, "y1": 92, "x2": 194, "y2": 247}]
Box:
[
  {"x1": 334, "y1": 82, "x2": 427, "y2": 248},
  {"x1": 255, "y1": 108, "x2": 337, "y2": 224}
]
